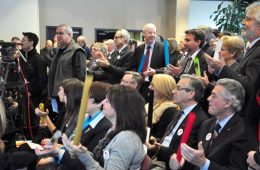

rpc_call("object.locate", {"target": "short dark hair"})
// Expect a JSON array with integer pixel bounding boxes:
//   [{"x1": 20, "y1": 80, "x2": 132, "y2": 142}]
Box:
[
  {"x1": 89, "y1": 81, "x2": 112, "y2": 103},
  {"x1": 107, "y1": 85, "x2": 147, "y2": 143},
  {"x1": 185, "y1": 29, "x2": 205, "y2": 48},
  {"x1": 22, "y1": 32, "x2": 39, "y2": 48}
]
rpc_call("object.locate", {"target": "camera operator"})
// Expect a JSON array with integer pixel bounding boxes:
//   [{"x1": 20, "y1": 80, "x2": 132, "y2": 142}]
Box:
[
  {"x1": 14, "y1": 32, "x2": 48, "y2": 137},
  {"x1": 14, "y1": 32, "x2": 48, "y2": 107}
]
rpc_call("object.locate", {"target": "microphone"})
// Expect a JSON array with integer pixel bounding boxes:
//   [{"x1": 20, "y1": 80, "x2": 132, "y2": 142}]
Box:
[{"x1": 16, "y1": 48, "x2": 27, "y2": 63}]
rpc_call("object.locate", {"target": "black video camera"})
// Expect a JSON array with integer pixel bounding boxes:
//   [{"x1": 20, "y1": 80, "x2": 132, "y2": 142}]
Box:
[{"x1": 0, "y1": 41, "x2": 16, "y2": 62}]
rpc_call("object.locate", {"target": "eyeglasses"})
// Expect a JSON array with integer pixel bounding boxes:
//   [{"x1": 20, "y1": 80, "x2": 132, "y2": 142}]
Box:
[
  {"x1": 243, "y1": 16, "x2": 255, "y2": 22},
  {"x1": 175, "y1": 86, "x2": 193, "y2": 92},
  {"x1": 121, "y1": 79, "x2": 136, "y2": 85},
  {"x1": 56, "y1": 32, "x2": 65, "y2": 35},
  {"x1": 114, "y1": 36, "x2": 123, "y2": 39}
]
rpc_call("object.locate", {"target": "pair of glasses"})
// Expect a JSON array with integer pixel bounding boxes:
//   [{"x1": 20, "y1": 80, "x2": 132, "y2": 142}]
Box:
[
  {"x1": 176, "y1": 86, "x2": 193, "y2": 92},
  {"x1": 56, "y1": 32, "x2": 65, "y2": 35},
  {"x1": 114, "y1": 36, "x2": 123, "y2": 39}
]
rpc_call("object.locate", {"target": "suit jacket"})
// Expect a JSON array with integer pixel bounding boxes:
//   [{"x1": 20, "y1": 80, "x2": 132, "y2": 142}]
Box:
[
  {"x1": 245, "y1": 72, "x2": 260, "y2": 151},
  {"x1": 219, "y1": 39, "x2": 260, "y2": 116},
  {"x1": 60, "y1": 116, "x2": 112, "y2": 170},
  {"x1": 103, "y1": 45, "x2": 133, "y2": 84},
  {"x1": 157, "y1": 104, "x2": 209, "y2": 170},
  {"x1": 195, "y1": 114, "x2": 248, "y2": 170},
  {"x1": 181, "y1": 50, "x2": 208, "y2": 76},
  {"x1": 201, "y1": 42, "x2": 215, "y2": 57},
  {"x1": 133, "y1": 41, "x2": 165, "y2": 74}
]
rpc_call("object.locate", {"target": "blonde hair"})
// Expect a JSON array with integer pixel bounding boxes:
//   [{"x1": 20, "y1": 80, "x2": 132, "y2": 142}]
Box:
[
  {"x1": 92, "y1": 42, "x2": 108, "y2": 56},
  {"x1": 151, "y1": 74, "x2": 176, "y2": 100},
  {"x1": 221, "y1": 35, "x2": 245, "y2": 58}
]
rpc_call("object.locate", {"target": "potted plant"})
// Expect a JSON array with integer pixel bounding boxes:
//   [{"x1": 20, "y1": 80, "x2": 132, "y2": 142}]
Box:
[{"x1": 210, "y1": 0, "x2": 250, "y2": 34}]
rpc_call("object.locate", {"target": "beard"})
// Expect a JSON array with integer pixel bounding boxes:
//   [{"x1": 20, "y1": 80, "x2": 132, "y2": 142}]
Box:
[{"x1": 241, "y1": 29, "x2": 256, "y2": 41}]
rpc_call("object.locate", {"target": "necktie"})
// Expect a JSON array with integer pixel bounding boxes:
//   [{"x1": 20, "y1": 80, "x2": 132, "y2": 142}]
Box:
[
  {"x1": 242, "y1": 46, "x2": 250, "y2": 61},
  {"x1": 142, "y1": 46, "x2": 151, "y2": 72},
  {"x1": 166, "y1": 111, "x2": 184, "y2": 135},
  {"x1": 213, "y1": 123, "x2": 221, "y2": 139},
  {"x1": 184, "y1": 57, "x2": 193, "y2": 73}
]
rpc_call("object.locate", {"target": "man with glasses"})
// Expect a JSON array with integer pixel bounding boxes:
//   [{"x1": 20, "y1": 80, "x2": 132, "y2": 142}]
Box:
[
  {"x1": 95, "y1": 29, "x2": 132, "y2": 84},
  {"x1": 205, "y1": 2, "x2": 260, "y2": 118},
  {"x1": 146, "y1": 74, "x2": 209, "y2": 170},
  {"x1": 120, "y1": 71, "x2": 143, "y2": 89},
  {"x1": 48, "y1": 24, "x2": 86, "y2": 113},
  {"x1": 169, "y1": 78, "x2": 247, "y2": 170},
  {"x1": 13, "y1": 32, "x2": 48, "y2": 137}
]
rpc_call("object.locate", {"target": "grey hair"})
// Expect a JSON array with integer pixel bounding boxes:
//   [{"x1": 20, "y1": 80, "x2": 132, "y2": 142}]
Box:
[
  {"x1": 93, "y1": 42, "x2": 108, "y2": 56},
  {"x1": 180, "y1": 74, "x2": 205, "y2": 102},
  {"x1": 58, "y1": 24, "x2": 73, "y2": 37},
  {"x1": 216, "y1": 78, "x2": 245, "y2": 112},
  {"x1": 116, "y1": 29, "x2": 130, "y2": 44},
  {"x1": 0, "y1": 99, "x2": 6, "y2": 138},
  {"x1": 246, "y1": 2, "x2": 260, "y2": 25},
  {"x1": 104, "y1": 39, "x2": 116, "y2": 48},
  {"x1": 143, "y1": 23, "x2": 157, "y2": 33}
]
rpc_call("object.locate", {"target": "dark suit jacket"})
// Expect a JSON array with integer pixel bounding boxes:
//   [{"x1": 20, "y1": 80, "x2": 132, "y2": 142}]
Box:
[
  {"x1": 60, "y1": 116, "x2": 112, "y2": 170},
  {"x1": 181, "y1": 50, "x2": 208, "y2": 76},
  {"x1": 103, "y1": 45, "x2": 133, "y2": 84},
  {"x1": 133, "y1": 41, "x2": 165, "y2": 74},
  {"x1": 195, "y1": 114, "x2": 248, "y2": 170},
  {"x1": 245, "y1": 72, "x2": 260, "y2": 151},
  {"x1": 219, "y1": 39, "x2": 260, "y2": 116},
  {"x1": 157, "y1": 104, "x2": 209, "y2": 170},
  {"x1": 201, "y1": 42, "x2": 215, "y2": 57}
]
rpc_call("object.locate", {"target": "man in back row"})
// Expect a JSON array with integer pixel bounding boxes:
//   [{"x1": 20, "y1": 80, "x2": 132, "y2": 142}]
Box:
[{"x1": 133, "y1": 23, "x2": 165, "y2": 102}]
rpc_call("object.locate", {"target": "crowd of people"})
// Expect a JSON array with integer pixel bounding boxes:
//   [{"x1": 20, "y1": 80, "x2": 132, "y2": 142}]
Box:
[{"x1": 0, "y1": 1, "x2": 260, "y2": 170}]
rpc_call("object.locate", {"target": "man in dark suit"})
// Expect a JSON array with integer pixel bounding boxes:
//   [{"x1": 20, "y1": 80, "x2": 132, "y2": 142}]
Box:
[
  {"x1": 132, "y1": 23, "x2": 165, "y2": 101},
  {"x1": 146, "y1": 74, "x2": 208, "y2": 170},
  {"x1": 97, "y1": 29, "x2": 132, "y2": 84},
  {"x1": 206, "y1": 2, "x2": 260, "y2": 118},
  {"x1": 169, "y1": 78, "x2": 248, "y2": 170},
  {"x1": 168, "y1": 29, "x2": 208, "y2": 79}
]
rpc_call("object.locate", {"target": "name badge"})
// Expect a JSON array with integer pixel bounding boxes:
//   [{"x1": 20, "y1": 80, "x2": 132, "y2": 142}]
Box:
[
  {"x1": 177, "y1": 129, "x2": 183, "y2": 136},
  {"x1": 103, "y1": 150, "x2": 109, "y2": 160},
  {"x1": 206, "y1": 133, "x2": 212, "y2": 141}
]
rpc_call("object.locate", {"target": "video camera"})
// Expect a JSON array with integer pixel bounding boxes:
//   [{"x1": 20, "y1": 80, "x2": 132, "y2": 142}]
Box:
[{"x1": 0, "y1": 40, "x2": 17, "y2": 62}]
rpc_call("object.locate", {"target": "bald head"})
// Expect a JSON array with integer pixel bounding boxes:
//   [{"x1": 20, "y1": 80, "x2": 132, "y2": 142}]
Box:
[
  {"x1": 77, "y1": 35, "x2": 86, "y2": 47},
  {"x1": 45, "y1": 40, "x2": 53, "y2": 48}
]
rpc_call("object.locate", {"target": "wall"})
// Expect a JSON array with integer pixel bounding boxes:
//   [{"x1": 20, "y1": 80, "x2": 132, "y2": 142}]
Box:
[
  {"x1": 0, "y1": 0, "x2": 39, "y2": 44},
  {"x1": 39, "y1": 0, "x2": 167, "y2": 47}
]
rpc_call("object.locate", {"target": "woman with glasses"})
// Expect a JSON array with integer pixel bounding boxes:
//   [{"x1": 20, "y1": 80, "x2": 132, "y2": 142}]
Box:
[{"x1": 62, "y1": 85, "x2": 147, "y2": 169}]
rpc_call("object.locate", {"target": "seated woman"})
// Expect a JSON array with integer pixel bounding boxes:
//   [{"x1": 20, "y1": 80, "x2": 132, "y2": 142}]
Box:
[
  {"x1": 37, "y1": 81, "x2": 113, "y2": 169},
  {"x1": 146, "y1": 74, "x2": 179, "y2": 138},
  {"x1": 62, "y1": 85, "x2": 147, "y2": 169},
  {"x1": 37, "y1": 78, "x2": 83, "y2": 138}
]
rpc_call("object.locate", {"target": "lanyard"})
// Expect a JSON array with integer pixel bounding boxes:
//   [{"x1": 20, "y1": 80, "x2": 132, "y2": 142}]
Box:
[{"x1": 82, "y1": 111, "x2": 102, "y2": 130}]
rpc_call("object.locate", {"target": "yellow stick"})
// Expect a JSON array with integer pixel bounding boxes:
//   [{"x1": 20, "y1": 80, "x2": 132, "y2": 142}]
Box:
[{"x1": 73, "y1": 74, "x2": 94, "y2": 145}]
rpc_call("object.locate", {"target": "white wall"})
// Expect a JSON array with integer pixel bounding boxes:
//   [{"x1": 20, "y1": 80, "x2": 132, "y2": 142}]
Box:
[
  {"x1": 188, "y1": 0, "x2": 231, "y2": 29},
  {"x1": 39, "y1": 0, "x2": 167, "y2": 47},
  {"x1": 0, "y1": 0, "x2": 39, "y2": 44},
  {"x1": 0, "y1": 0, "x2": 232, "y2": 48}
]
